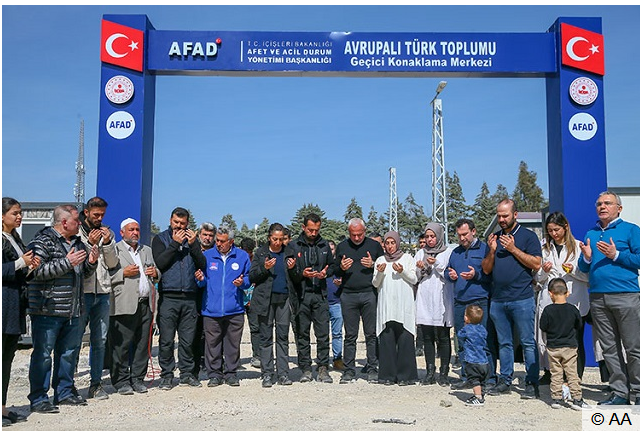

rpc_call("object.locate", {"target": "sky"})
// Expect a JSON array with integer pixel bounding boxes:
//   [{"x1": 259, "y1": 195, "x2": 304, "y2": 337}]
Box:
[{"x1": 2, "y1": 4, "x2": 639, "y2": 232}]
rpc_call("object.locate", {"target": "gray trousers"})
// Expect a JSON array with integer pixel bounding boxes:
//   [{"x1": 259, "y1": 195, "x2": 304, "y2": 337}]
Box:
[{"x1": 590, "y1": 292, "x2": 640, "y2": 400}]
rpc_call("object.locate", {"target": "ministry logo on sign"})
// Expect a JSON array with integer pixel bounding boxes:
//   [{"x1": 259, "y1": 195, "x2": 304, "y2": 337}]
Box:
[
  {"x1": 561, "y1": 23, "x2": 604, "y2": 76},
  {"x1": 101, "y1": 20, "x2": 144, "y2": 72}
]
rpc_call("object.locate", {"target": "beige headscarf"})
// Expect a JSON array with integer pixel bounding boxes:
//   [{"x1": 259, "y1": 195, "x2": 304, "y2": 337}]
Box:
[{"x1": 383, "y1": 231, "x2": 404, "y2": 262}]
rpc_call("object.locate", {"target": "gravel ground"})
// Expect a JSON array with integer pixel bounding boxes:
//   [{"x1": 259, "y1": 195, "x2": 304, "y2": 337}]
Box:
[{"x1": 4, "y1": 320, "x2": 609, "y2": 431}]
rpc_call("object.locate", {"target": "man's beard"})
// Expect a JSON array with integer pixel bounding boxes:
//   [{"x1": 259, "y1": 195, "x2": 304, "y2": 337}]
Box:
[{"x1": 124, "y1": 238, "x2": 139, "y2": 247}]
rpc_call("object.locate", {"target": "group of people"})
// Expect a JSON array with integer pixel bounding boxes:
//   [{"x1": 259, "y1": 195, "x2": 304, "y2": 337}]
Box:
[{"x1": 2, "y1": 189, "x2": 639, "y2": 424}]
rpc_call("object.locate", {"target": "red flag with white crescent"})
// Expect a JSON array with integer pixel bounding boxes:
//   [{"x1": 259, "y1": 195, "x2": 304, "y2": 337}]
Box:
[
  {"x1": 561, "y1": 23, "x2": 604, "y2": 76},
  {"x1": 100, "y1": 20, "x2": 144, "y2": 72}
]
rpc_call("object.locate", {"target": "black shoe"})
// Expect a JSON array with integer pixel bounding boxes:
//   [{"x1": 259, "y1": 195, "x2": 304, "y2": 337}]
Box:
[
  {"x1": 159, "y1": 377, "x2": 173, "y2": 390},
  {"x1": 207, "y1": 377, "x2": 223, "y2": 387},
  {"x1": 131, "y1": 381, "x2": 148, "y2": 394},
  {"x1": 5, "y1": 411, "x2": 27, "y2": 423},
  {"x1": 262, "y1": 375, "x2": 273, "y2": 388},
  {"x1": 381, "y1": 380, "x2": 395, "y2": 386},
  {"x1": 340, "y1": 371, "x2": 356, "y2": 384},
  {"x1": 636, "y1": 397, "x2": 640, "y2": 405},
  {"x1": 225, "y1": 375, "x2": 240, "y2": 387},
  {"x1": 437, "y1": 373, "x2": 450, "y2": 387},
  {"x1": 180, "y1": 375, "x2": 202, "y2": 387},
  {"x1": 360, "y1": 364, "x2": 369, "y2": 374},
  {"x1": 57, "y1": 394, "x2": 88, "y2": 406},
  {"x1": 299, "y1": 370, "x2": 313, "y2": 383},
  {"x1": 521, "y1": 383, "x2": 539, "y2": 399},
  {"x1": 117, "y1": 384, "x2": 134, "y2": 395},
  {"x1": 88, "y1": 383, "x2": 109, "y2": 400},
  {"x1": 487, "y1": 381, "x2": 511, "y2": 396},
  {"x1": 367, "y1": 369, "x2": 379, "y2": 383},
  {"x1": 597, "y1": 394, "x2": 629, "y2": 405},
  {"x1": 278, "y1": 375, "x2": 292, "y2": 386},
  {"x1": 2, "y1": 416, "x2": 12, "y2": 427},
  {"x1": 398, "y1": 380, "x2": 414, "y2": 386},
  {"x1": 30, "y1": 400, "x2": 59, "y2": 414}
]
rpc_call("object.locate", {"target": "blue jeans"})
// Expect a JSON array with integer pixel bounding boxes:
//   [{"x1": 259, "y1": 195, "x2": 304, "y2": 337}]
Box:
[
  {"x1": 76, "y1": 293, "x2": 110, "y2": 385},
  {"x1": 490, "y1": 297, "x2": 539, "y2": 386},
  {"x1": 28, "y1": 315, "x2": 83, "y2": 406},
  {"x1": 329, "y1": 303, "x2": 343, "y2": 360}
]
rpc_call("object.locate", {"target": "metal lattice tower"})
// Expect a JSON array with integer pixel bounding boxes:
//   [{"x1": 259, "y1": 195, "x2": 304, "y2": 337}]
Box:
[
  {"x1": 74, "y1": 120, "x2": 85, "y2": 205},
  {"x1": 431, "y1": 85, "x2": 448, "y2": 243},
  {"x1": 389, "y1": 167, "x2": 398, "y2": 232}
]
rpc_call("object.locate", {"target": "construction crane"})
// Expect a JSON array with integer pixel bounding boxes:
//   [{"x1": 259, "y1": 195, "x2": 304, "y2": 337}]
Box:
[
  {"x1": 389, "y1": 167, "x2": 398, "y2": 232},
  {"x1": 74, "y1": 120, "x2": 85, "y2": 205}
]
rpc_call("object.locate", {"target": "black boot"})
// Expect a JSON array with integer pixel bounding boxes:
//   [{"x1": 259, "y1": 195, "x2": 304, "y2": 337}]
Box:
[
  {"x1": 422, "y1": 365, "x2": 436, "y2": 385},
  {"x1": 437, "y1": 365, "x2": 450, "y2": 387}
]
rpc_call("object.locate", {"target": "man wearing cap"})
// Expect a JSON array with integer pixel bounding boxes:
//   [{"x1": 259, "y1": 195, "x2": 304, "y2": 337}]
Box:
[{"x1": 109, "y1": 218, "x2": 160, "y2": 395}]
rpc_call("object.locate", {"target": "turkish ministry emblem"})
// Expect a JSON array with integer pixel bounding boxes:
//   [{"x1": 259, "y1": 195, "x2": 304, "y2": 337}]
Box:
[
  {"x1": 101, "y1": 20, "x2": 144, "y2": 72},
  {"x1": 561, "y1": 23, "x2": 604, "y2": 76}
]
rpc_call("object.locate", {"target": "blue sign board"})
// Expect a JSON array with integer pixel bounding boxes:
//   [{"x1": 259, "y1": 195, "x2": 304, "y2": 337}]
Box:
[{"x1": 148, "y1": 30, "x2": 556, "y2": 75}]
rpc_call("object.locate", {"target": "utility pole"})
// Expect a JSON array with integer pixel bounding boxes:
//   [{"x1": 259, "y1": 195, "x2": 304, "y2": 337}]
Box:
[
  {"x1": 431, "y1": 81, "x2": 448, "y2": 244},
  {"x1": 389, "y1": 167, "x2": 398, "y2": 232},
  {"x1": 74, "y1": 120, "x2": 85, "y2": 205}
]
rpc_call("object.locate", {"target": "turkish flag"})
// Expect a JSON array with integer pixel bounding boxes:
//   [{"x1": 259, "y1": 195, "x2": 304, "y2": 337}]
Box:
[
  {"x1": 561, "y1": 23, "x2": 604, "y2": 76},
  {"x1": 100, "y1": 20, "x2": 144, "y2": 72}
]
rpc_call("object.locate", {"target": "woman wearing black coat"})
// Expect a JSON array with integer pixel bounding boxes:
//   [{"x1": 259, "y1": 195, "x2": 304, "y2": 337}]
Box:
[{"x1": 2, "y1": 197, "x2": 40, "y2": 425}]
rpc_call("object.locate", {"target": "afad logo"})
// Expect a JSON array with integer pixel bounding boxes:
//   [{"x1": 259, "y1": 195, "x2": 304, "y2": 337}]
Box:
[
  {"x1": 106, "y1": 111, "x2": 135, "y2": 140},
  {"x1": 561, "y1": 23, "x2": 604, "y2": 76},
  {"x1": 101, "y1": 20, "x2": 144, "y2": 72}
]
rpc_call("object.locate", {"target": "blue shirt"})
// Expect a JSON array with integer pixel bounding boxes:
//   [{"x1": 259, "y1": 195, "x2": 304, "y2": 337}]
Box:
[
  {"x1": 269, "y1": 249, "x2": 288, "y2": 295},
  {"x1": 446, "y1": 239, "x2": 491, "y2": 303},
  {"x1": 578, "y1": 218, "x2": 640, "y2": 294},
  {"x1": 457, "y1": 323, "x2": 488, "y2": 365},
  {"x1": 490, "y1": 223, "x2": 542, "y2": 302}
]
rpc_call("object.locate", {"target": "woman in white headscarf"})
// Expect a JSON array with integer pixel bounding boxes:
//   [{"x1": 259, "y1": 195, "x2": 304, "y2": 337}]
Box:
[
  {"x1": 414, "y1": 222, "x2": 453, "y2": 386},
  {"x1": 372, "y1": 231, "x2": 418, "y2": 386}
]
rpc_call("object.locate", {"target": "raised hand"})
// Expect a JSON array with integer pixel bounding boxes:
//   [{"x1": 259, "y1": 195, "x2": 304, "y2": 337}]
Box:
[{"x1": 579, "y1": 238, "x2": 592, "y2": 262}]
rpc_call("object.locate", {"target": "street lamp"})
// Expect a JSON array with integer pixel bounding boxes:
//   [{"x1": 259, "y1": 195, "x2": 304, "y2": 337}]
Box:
[{"x1": 431, "y1": 81, "x2": 448, "y2": 244}]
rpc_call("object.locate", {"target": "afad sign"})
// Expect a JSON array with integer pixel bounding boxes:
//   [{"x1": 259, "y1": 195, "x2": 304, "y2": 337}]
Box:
[
  {"x1": 100, "y1": 20, "x2": 144, "y2": 72},
  {"x1": 561, "y1": 23, "x2": 604, "y2": 75}
]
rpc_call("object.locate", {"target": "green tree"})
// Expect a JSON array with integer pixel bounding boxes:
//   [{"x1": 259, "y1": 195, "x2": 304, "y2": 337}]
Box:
[
  {"x1": 512, "y1": 161, "x2": 546, "y2": 212},
  {"x1": 343, "y1": 197, "x2": 363, "y2": 222},
  {"x1": 186, "y1": 209, "x2": 198, "y2": 231},
  {"x1": 220, "y1": 214, "x2": 237, "y2": 232},
  {"x1": 321, "y1": 219, "x2": 348, "y2": 244},
  {"x1": 471, "y1": 182, "x2": 495, "y2": 237},
  {"x1": 490, "y1": 183, "x2": 510, "y2": 208},
  {"x1": 401, "y1": 193, "x2": 429, "y2": 249},
  {"x1": 236, "y1": 222, "x2": 252, "y2": 246},
  {"x1": 445, "y1": 171, "x2": 470, "y2": 240},
  {"x1": 366, "y1": 206, "x2": 386, "y2": 236},
  {"x1": 150, "y1": 221, "x2": 160, "y2": 235},
  {"x1": 255, "y1": 217, "x2": 271, "y2": 247}
]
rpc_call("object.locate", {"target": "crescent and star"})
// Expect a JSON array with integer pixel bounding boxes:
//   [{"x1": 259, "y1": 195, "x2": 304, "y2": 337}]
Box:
[
  {"x1": 105, "y1": 33, "x2": 139, "y2": 58},
  {"x1": 566, "y1": 36, "x2": 599, "y2": 62}
]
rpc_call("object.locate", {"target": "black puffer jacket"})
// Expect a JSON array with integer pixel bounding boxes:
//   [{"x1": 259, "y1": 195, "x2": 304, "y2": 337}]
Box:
[{"x1": 27, "y1": 227, "x2": 97, "y2": 318}]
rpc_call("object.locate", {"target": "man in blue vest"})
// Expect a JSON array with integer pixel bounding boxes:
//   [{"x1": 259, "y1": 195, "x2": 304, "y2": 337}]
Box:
[{"x1": 151, "y1": 207, "x2": 206, "y2": 390}]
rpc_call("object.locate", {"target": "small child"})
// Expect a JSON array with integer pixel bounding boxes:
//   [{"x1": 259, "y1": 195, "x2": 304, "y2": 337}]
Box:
[
  {"x1": 456, "y1": 304, "x2": 489, "y2": 407},
  {"x1": 539, "y1": 278, "x2": 591, "y2": 410}
]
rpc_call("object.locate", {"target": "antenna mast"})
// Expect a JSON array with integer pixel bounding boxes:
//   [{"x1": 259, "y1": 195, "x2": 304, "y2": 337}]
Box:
[
  {"x1": 74, "y1": 120, "x2": 85, "y2": 205},
  {"x1": 389, "y1": 167, "x2": 398, "y2": 232}
]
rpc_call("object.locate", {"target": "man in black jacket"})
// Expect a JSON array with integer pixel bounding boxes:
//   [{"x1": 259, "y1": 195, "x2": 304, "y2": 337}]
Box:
[
  {"x1": 335, "y1": 218, "x2": 384, "y2": 384},
  {"x1": 151, "y1": 207, "x2": 206, "y2": 390},
  {"x1": 27, "y1": 205, "x2": 98, "y2": 413},
  {"x1": 289, "y1": 214, "x2": 336, "y2": 383}
]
